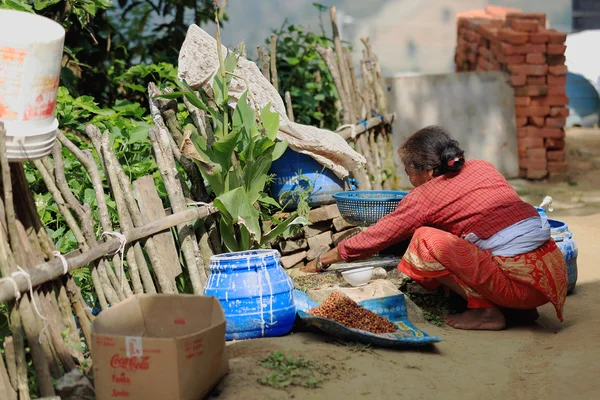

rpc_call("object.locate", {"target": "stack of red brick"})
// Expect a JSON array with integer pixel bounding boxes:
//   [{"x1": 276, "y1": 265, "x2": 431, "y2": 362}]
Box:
[{"x1": 455, "y1": 6, "x2": 569, "y2": 180}]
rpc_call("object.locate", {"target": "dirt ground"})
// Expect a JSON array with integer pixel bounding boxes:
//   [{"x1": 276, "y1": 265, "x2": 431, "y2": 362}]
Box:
[{"x1": 212, "y1": 128, "x2": 600, "y2": 400}]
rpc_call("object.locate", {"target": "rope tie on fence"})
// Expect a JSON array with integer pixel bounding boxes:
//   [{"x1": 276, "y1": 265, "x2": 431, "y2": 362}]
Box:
[
  {"x1": 376, "y1": 113, "x2": 385, "y2": 122},
  {"x1": 358, "y1": 119, "x2": 368, "y2": 129},
  {"x1": 101, "y1": 231, "x2": 127, "y2": 290},
  {"x1": 12, "y1": 266, "x2": 49, "y2": 344},
  {"x1": 187, "y1": 201, "x2": 212, "y2": 208},
  {"x1": 336, "y1": 124, "x2": 357, "y2": 139},
  {"x1": 52, "y1": 250, "x2": 69, "y2": 275}
]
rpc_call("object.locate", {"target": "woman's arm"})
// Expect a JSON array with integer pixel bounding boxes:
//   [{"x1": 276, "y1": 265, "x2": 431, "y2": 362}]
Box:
[{"x1": 302, "y1": 192, "x2": 427, "y2": 273}]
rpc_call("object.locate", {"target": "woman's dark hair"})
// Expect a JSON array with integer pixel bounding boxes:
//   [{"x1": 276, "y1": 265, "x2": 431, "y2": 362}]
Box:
[{"x1": 400, "y1": 125, "x2": 465, "y2": 176}]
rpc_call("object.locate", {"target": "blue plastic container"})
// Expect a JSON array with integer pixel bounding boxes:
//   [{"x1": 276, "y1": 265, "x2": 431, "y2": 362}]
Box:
[
  {"x1": 548, "y1": 219, "x2": 578, "y2": 294},
  {"x1": 566, "y1": 72, "x2": 600, "y2": 126},
  {"x1": 204, "y1": 249, "x2": 296, "y2": 340},
  {"x1": 270, "y1": 149, "x2": 344, "y2": 209},
  {"x1": 333, "y1": 190, "x2": 409, "y2": 227}
]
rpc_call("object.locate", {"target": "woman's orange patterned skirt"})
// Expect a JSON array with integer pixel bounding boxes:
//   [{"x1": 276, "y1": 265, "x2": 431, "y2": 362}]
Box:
[{"x1": 398, "y1": 227, "x2": 567, "y2": 320}]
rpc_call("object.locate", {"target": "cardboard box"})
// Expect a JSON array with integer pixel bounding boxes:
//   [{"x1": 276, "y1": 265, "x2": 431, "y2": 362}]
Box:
[{"x1": 91, "y1": 294, "x2": 229, "y2": 400}]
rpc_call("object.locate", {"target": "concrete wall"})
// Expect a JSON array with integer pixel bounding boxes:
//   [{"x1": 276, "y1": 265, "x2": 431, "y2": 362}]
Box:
[{"x1": 385, "y1": 71, "x2": 519, "y2": 188}]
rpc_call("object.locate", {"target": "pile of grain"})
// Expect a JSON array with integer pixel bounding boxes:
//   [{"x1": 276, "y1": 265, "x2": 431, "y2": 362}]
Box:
[{"x1": 307, "y1": 292, "x2": 397, "y2": 334}]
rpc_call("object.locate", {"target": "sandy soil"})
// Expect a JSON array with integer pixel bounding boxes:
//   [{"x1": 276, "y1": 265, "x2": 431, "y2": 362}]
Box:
[{"x1": 211, "y1": 128, "x2": 600, "y2": 400}]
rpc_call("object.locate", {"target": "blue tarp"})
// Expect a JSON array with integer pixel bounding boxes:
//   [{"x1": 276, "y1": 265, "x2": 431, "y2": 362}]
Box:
[{"x1": 294, "y1": 290, "x2": 442, "y2": 348}]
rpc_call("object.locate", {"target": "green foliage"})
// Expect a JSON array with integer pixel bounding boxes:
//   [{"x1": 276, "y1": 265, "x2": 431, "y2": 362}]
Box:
[
  {"x1": 257, "y1": 351, "x2": 335, "y2": 389},
  {"x1": 269, "y1": 14, "x2": 341, "y2": 130},
  {"x1": 163, "y1": 27, "x2": 307, "y2": 251}
]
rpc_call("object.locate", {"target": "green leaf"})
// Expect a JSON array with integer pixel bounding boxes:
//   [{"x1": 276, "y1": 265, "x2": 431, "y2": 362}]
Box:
[
  {"x1": 258, "y1": 194, "x2": 281, "y2": 208},
  {"x1": 272, "y1": 141, "x2": 288, "y2": 161},
  {"x1": 261, "y1": 214, "x2": 308, "y2": 246},
  {"x1": 212, "y1": 72, "x2": 227, "y2": 105},
  {"x1": 214, "y1": 187, "x2": 261, "y2": 243},
  {"x1": 212, "y1": 128, "x2": 241, "y2": 172},
  {"x1": 233, "y1": 91, "x2": 255, "y2": 131},
  {"x1": 33, "y1": 0, "x2": 60, "y2": 11},
  {"x1": 219, "y1": 218, "x2": 240, "y2": 252},
  {"x1": 244, "y1": 155, "x2": 273, "y2": 204},
  {"x1": 224, "y1": 51, "x2": 238, "y2": 74},
  {"x1": 128, "y1": 125, "x2": 149, "y2": 144},
  {"x1": 260, "y1": 103, "x2": 279, "y2": 141},
  {"x1": 83, "y1": 189, "x2": 96, "y2": 206}
]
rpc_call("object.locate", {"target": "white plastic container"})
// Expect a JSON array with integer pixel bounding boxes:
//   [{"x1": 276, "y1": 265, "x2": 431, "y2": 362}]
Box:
[
  {"x1": 341, "y1": 267, "x2": 374, "y2": 287},
  {"x1": 0, "y1": 9, "x2": 65, "y2": 161}
]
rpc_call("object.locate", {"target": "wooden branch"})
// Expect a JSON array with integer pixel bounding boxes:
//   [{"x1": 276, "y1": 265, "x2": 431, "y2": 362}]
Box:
[
  {"x1": 257, "y1": 46, "x2": 270, "y2": 81},
  {"x1": 360, "y1": 54, "x2": 375, "y2": 114},
  {"x1": 66, "y1": 278, "x2": 93, "y2": 347},
  {"x1": 316, "y1": 46, "x2": 352, "y2": 124},
  {"x1": 240, "y1": 41, "x2": 247, "y2": 58},
  {"x1": 0, "y1": 338, "x2": 16, "y2": 400},
  {"x1": 269, "y1": 34, "x2": 279, "y2": 91},
  {"x1": 0, "y1": 204, "x2": 218, "y2": 303},
  {"x1": 361, "y1": 37, "x2": 388, "y2": 113},
  {"x1": 55, "y1": 280, "x2": 85, "y2": 364},
  {"x1": 100, "y1": 130, "x2": 159, "y2": 294},
  {"x1": 51, "y1": 143, "x2": 95, "y2": 244},
  {"x1": 335, "y1": 113, "x2": 395, "y2": 140},
  {"x1": 284, "y1": 91, "x2": 295, "y2": 122},
  {"x1": 2, "y1": 337, "x2": 18, "y2": 395},
  {"x1": 344, "y1": 47, "x2": 363, "y2": 120},
  {"x1": 330, "y1": 6, "x2": 357, "y2": 123},
  {"x1": 148, "y1": 85, "x2": 209, "y2": 293},
  {"x1": 57, "y1": 132, "x2": 111, "y2": 233},
  {"x1": 0, "y1": 124, "x2": 21, "y2": 266},
  {"x1": 369, "y1": 130, "x2": 383, "y2": 190},
  {"x1": 152, "y1": 85, "x2": 209, "y2": 202}
]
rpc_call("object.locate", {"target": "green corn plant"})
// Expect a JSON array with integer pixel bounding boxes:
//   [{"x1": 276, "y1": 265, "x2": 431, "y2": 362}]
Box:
[{"x1": 159, "y1": 11, "x2": 307, "y2": 252}]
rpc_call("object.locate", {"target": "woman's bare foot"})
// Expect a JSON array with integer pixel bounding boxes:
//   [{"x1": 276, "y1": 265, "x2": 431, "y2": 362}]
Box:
[{"x1": 444, "y1": 307, "x2": 506, "y2": 330}]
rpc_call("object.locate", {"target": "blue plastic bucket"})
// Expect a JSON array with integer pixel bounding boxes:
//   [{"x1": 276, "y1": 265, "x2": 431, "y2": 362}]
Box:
[
  {"x1": 270, "y1": 149, "x2": 344, "y2": 209},
  {"x1": 204, "y1": 249, "x2": 296, "y2": 340}
]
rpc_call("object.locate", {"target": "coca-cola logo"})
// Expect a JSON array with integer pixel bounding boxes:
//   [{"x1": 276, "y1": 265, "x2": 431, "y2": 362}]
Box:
[
  {"x1": 110, "y1": 354, "x2": 150, "y2": 372},
  {"x1": 112, "y1": 373, "x2": 131, "y2": 385},
  {"x1": 112, "y1": 389, "x2": 130, "y2": 397}
]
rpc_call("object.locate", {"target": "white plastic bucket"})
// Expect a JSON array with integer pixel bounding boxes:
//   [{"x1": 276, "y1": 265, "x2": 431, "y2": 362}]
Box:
[{"x1": 0, "y1": 9, "x2": 65, "y2": 161}]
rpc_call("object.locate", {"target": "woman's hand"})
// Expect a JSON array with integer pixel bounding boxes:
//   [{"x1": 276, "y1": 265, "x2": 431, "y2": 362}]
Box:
[{"x1": 300, "y1": 247, "x2": 344, "y2": 273}]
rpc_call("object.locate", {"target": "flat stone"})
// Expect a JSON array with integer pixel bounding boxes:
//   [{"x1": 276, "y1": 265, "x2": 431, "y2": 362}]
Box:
[
  {"x1": 307, "y1": 231, "x2": 333, "y2": 249},
  {"x1": 279, "y1": 238, "x2": 308, "y2": 255},
  {"x1": 303, "y1": 222, "x2": 332, "y2": 238},
  {"x1": 332, "y1": 227, "x2": 362, "y2": 246},
  {"x1": 333, "y1": 216, "x2": 355, "y2": 231},
  {"x1": 280, "y1": 251, "x2": 307, "y2": 269},
  {"x1": 306, "y1": 245, "x2": 330, "y2": 261},
  {"x1": 308, "y1": 204, "x2": 340, "y2": 223}
]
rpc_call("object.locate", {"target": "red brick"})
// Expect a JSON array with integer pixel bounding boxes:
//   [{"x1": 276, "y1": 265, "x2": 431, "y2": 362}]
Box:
[
  {"x1": 498, "y1": 28, "x2": 529, "y2": 45},
  {"x1": 527, "y1": 147, "x2": 547, "y2": 159},
  {"x1": 548, "y1": 85, "x2": 567, "y2": 96},
  {"x1": 509, "y1": 64, "x2": 548, "y2": 76},
  {"x1": 510, "y1": 74, "x2": 527, "y2": 86},
  {"x1": 547, "y1": 44, "x2": 566, "y2": 55},
  {"x1": 548, "y1": 74, "x2": 567, "y2": 86},
  {"x1": 527, "y1": 76, "x2": 546, "y2": 85},
  {"x1": 548, "y1": 65, "x2": 568, "y2": 75},
  {"x1": 519, "y1": 168, "x2": 527, "y2": 178},
  {"x1": 547, "y1": 150, "x2": 565, "y2": 161},
  {"x1": 515, "y1": 97, "x2": 531, "y2": 107},
  {"x1": 478, "y1": 46, "x2": 494, "y2": 60},
  {"x1": 501, "y1": 43, "x2": 546, "y2": 55},
  {"x1": 516, "y1": 106, "x2": 550, "y2": 117},
  {"x1": 468, "y1": 52, "x2": 477, "y2": 63},
  {"x1": 518, "y1": 126, "x2": 538, "y2": 138},
  {"x1": 464, "y1": 29, "x2": 481, "y2": 43},
  {"x1": 530, "y1": 95, "x2": 569, "y2": 106},
  {"x1": 529, "y1": 32, "x2": 550, "y2": 44},
  {"x1": 526, "y1": 53, "x2": 546, "y2": 64},
  {"x1": 510, "y1": 19, "x2": 540, "y2": 32},
  {"x1": 529, "y1": 117, "x2": 545, "y2": 127},
  {"x1": 547, "y1": 29, "x2": 567, "y2": 44},
  {"x1": 540, "y1": 128, "x2": 565, "y2": 139},
  {"x1": 546, "y1": 117, "x2": 566, "y2": 129},
  {"x1": 546, "y1": 138, "x2": 566, "y2": 150},
  {"x1": 547, "y1": 55, "x2": 566, "y2": 65},
  {"x1": 507, "y1": 12, "x2": 546, "y2": 27},
  {"x1": 519, "y1": 136, "x2": 544, "y2": 149},
  {"x1": 516, "y1": 117, "x2": 528, "y2": 127},
  {"x1": 547, "y1": 161, "x2": 568, "y2": 174},
  {"x1": 527, "y1": 169, "x2": 548, "y2": 179},
  {"x1": 550, "y1": 107, "x2": 570, "y2": 117},
  {"x1": 524, "y1": 158, "x2": 548, "y2": 170},
  {"x1": 485, "y1": 5, "x2": 522, "y2": 18},
  {"x1": 514, "y1": 85, "x2": 548, "y2": 96}
]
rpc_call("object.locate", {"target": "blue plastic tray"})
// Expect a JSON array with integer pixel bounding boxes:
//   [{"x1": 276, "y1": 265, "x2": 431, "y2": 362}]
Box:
[{"x1": 294, "y1": 290, "x2": 442, "y2": 348}]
